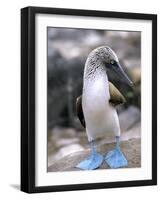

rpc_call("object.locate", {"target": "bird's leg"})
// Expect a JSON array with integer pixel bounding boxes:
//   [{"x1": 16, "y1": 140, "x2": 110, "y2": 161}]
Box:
[
  {"x1": 76, "y1": 140, "x2": 103, "y2": 170},
  {"x1": 105, "y1": 136, "x2": 128, "y2": 169}
]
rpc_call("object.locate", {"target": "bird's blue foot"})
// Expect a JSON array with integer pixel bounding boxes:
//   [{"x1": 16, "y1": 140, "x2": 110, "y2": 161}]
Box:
[
  {"x1": 76, "y1": 142, "x2": 103, "y2": 170},
  {"x1": 105, "y1": 136, "x2": 128, "y2": 169}
]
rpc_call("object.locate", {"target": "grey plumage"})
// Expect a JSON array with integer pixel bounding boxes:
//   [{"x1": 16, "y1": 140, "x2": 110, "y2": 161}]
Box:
[{"x1": 84, "y1": 46, "x2": 119, "y2": 80}]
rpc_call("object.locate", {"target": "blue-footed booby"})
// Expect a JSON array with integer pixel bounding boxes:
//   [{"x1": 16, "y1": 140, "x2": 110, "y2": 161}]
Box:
[{"x1": 76, "y1": 46, "x2": 133, "y2": 170}]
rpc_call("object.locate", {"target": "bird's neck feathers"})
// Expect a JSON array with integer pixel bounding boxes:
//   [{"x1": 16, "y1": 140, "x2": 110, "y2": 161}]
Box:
[
  {"x1": 83, "y1": 51, "x2": 109, "y2": 86},
  {"x1": 83, "y1": 52, "x2": 110, "y2": 100}
]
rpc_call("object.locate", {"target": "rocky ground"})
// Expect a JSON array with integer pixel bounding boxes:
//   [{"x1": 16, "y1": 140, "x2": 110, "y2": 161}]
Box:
[{"x1": 48, "y1": 138, "x2": 141, "y2": 172}]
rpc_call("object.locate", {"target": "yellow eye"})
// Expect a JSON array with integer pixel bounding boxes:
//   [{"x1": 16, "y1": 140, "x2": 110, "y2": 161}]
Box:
[{"x1": 110, "y1": 60, "x2": 115, "y2": 65}]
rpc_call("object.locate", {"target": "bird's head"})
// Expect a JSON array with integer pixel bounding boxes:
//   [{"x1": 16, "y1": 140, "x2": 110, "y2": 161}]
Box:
[{"x1": 95, "y1": 46, "x2": 133, "y2": 87}]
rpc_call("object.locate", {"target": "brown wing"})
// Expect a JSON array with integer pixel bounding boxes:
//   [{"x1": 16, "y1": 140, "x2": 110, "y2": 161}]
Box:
[
  {"x1": 109, "y1": 82, "x2": 126, "y2": 106},
  {"x1": 76, "y1": 96, "x2": 86, "y2": 128}
]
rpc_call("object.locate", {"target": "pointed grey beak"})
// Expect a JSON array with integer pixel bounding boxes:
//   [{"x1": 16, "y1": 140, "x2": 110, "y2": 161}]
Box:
[{"x1": 112, "y1": 62, "x2": 133, "y2": 87}]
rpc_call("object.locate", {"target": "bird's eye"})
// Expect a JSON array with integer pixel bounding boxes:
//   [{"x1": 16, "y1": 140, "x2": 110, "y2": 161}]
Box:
[{"x1": 110, "y1": 60, "x2": 115, "y2": 65}]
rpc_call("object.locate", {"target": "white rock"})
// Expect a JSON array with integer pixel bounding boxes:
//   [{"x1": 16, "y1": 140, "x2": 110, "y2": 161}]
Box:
[
  {"x1": 56, "y1": 138, "x2": 80, "y2": 147},
  {"x1": 48, "y1": 144, "x2": 84, "y2": 166}
]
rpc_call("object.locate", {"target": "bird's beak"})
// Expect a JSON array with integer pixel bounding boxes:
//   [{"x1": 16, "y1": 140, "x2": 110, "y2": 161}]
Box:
[{"x1": 111, "y1": 62, "x2": 133, "y2": 87}]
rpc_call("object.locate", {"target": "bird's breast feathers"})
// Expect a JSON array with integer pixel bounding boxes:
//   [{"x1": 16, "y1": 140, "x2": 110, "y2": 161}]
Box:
[
  {"x1": 82, "y1": 78, "x2": 120, "y2": 137},
  {"x1": 83, "y1": 77, "x2": 110, "y2": 111}
]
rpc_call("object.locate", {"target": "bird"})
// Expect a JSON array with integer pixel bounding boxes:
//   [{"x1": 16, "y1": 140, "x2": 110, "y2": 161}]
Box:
[{"x1": 75, "y1": 46, "x2": 133, "y2": 170}]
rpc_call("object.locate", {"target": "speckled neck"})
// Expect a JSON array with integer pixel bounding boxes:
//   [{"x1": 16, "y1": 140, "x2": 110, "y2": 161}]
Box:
[{"x1": 83, "y1": 51, "x2": 108, "y2": 89}]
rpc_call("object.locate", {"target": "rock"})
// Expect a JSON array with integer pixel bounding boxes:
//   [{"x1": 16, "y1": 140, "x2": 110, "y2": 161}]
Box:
[
  {"x1": 49, "y1": 127, "x2": 77, "y2": 141},
  {"x1": 128, "y1": 67, "x2": 141, "y2": 84},
  {"x1": 121, "y1": 122, "x2": 141, "y2": 141},
  {"x1": 119, "y1": 106, "x2": 140, "y2": 132},
  {"x1": 94, "y1": 122, "x2": 141, "y2": 146},
  {"x1": 48, "y1": 138, "x2": 141, "y2": 172},
  {"x1": 48, "y1": 144, "x2": 85, "y2": 167},
  {"x1": 56, "y1": 138, "x2": 80, "y2": 147}
]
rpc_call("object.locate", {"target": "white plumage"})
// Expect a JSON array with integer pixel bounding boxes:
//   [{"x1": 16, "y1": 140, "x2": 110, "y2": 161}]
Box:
[{"x1": 82, "y1": 61, "x2": 120, "y2": 142}]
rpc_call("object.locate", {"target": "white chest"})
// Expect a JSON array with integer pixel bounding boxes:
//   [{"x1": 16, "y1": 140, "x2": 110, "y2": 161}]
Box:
[
  {"x1": 83, "y1": 77, "x2": 109, "y2": 113},
  {"x1": 82, "y1": 76, "x2": 120, "y2": 140}
]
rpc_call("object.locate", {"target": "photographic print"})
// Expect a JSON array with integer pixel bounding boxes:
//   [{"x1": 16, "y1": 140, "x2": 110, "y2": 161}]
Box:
[
  {"x1": 21, "y1": 7, "x2": 157, "y2": 193},
  {"x1": 47, "y1": 28, "x2": 141, "y2": 172}
]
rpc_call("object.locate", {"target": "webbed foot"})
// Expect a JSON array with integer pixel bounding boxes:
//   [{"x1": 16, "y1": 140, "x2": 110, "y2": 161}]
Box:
[
  {"x1": 105, "y1": 136, "x2": 128, "y2": 169},
  {"x1": 76, "y1": 145, "x2": 103, "y2": 170}
]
